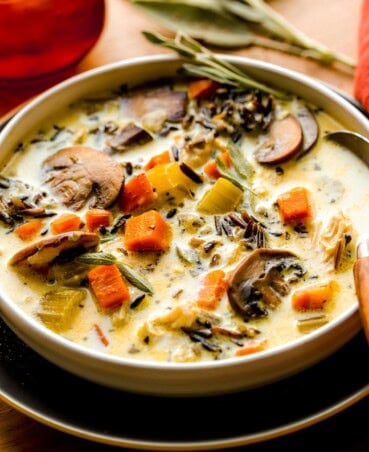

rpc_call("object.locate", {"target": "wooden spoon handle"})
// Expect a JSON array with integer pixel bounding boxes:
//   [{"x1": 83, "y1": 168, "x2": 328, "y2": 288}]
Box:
[{"x1": 354, "y1": 256, "x2": 369, "y2": 342}]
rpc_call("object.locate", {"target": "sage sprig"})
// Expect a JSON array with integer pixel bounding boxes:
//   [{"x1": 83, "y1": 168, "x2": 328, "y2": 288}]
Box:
[
  {"x1": 76, "y1": 252, "x2": 153, "y2": 295},
  {"x1": 223, "y1": 0, "x2": 355, "y2": 69},
  {"x1": 133, "y1": 0, "x2": 253, "y2": 48},
  {"x1": 228, "y1": 141, "x2": 255, "y2": 179},
  {"x1": 134, "y1": 0, "x2": 355, "y2": 71},
  {"x1": 143, "y1": 31, "x2": 285, "y2": 97}
]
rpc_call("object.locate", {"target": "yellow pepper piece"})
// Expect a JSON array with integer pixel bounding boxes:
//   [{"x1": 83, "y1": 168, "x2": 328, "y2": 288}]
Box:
[
  {"x1": 146, "y1": 162, "x2": 195, "y2": 200},
  {"x1": 197, "y1": 177, "x2": 243, "y2": 214}
]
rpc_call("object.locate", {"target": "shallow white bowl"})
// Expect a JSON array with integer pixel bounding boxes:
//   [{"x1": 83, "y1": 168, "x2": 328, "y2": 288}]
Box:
[{"x1": 0, "y1": 55, "x2": 367, "y2": 396}]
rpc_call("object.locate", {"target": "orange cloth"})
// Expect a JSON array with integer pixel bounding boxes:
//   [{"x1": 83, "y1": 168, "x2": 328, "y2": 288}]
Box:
[{"x1": 354, "y1": 0, "x2": 369, "y2": 110}]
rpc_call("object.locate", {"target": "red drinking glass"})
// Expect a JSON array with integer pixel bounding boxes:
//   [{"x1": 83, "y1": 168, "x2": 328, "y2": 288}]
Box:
[{"x1": 0, "y1": 0, "x2": 105, "y2": 84}]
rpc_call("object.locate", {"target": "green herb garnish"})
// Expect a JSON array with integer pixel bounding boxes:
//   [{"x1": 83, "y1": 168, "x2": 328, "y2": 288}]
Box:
[
  {"x1": 135, "y1": 0, "x2": 355, "y2": 71},
  {"x1": 143, "y1": 30, "x2": 285, "y2": 97},
  {"x1": 76, "y1": 252, "x2": 153, "y2": 295}
]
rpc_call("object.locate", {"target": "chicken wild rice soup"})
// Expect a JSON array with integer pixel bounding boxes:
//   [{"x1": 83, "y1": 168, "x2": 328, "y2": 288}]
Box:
[{"x1": 0, "y1": 77, "x2": 367, "y2": 363}]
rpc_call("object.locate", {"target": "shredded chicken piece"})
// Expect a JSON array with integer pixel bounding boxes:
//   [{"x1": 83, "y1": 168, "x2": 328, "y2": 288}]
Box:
[
  {"x1": 136, "y1": 321, "x2": 164, "y2": 343},
  {"x1": 152, "y1": 304, "x2": 198, "y2": 330},
  {"x1": 111, "y1": 303, "x2": 130, "y2": 328},
  {"x1": 180, "y1": 132, "x2": 215, "y2": 168},
  {"x1": 316, "y1": 211, "x2": 353, "y2": 269},
  {"x1": 171, "y1": 343, "x2": 201, "y2": 362}
]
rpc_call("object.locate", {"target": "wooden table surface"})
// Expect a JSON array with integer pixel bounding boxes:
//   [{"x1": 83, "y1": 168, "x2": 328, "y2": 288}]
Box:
[{"x1": 0, "y1": 0, "x2": 368, "y2": 451}]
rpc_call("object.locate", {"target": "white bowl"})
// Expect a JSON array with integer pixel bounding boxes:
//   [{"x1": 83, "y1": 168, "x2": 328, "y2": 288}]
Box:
[{"x1": 0, "y1": 55, "x2": 367, "y2": 396}]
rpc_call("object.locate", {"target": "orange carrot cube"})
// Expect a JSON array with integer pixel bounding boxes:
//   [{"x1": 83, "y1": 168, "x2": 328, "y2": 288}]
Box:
[
  {"x1": 188, "y1": 79, "x2": 219, "y2": 99},
  {"x1": 196, "y1": 270, "x2": 228, "y2": 309},
  {"x1": 292, "y1": 282, "x2": 333, "y2": 311},
  {"x1": 15, "y1": 219, "x2": 44, "y2": 240},
  {"x1": 124, "y1": 210, "x2": 171, "y2": 252},
  {"x1": 119, "y1": 173, "x2": 157, "y2": 213},
  {"x1": 144, "y1": 150, "x2": 171, "y2": 170},
  {"x1": 86, "y1": 209, "x2": 112, "y2": 232},
  {"x1": 51, "y1": 213, "x2": 83, "y2": 234},
  {"x1": 277, "y1": 187, "x2": 311, "y2": 223},
  {"x1": 88, "y1": 264, "x2": 130, "y2": 309}
]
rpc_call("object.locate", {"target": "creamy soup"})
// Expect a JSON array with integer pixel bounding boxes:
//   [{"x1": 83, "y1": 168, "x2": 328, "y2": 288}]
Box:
[{"x1": 0, "y1": 78, "x2": 367, "y2": 363}]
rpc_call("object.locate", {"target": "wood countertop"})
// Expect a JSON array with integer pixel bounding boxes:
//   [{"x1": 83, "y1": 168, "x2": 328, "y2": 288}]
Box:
[{"x1": 0, "y1": 1, "x2": 368, "y2": 451}]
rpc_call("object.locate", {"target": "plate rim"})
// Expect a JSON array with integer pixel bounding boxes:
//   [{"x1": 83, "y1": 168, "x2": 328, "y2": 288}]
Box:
[{"x1": 0, "y1": 375, "x2": 368, "y2": 450}]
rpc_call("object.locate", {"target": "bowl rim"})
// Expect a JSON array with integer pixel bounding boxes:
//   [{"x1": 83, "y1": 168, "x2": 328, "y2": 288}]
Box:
[{"x1": 0, "y1": 53, "x2": 365, "y2": 372}]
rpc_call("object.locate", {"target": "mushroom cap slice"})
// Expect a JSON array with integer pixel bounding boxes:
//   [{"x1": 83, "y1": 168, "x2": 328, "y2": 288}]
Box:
[
  {"x1": 9, "y1": 231, "x2": 99, "y2": 268},
  {"x1": 254, "y1": 115, "x2": 303, "y2": 164},
  {"x1": 296, "y1": 106, "x2": 319, "y2": 158},
  {"x1": 227, "y1": 248, "x2": 299, "y2": 319},
  {"x1": 121, "y1": 85, "x2": 188, "y2": 123},
  {"x1": 42, "y1": 146, "x2": 124, "y2": 210}
]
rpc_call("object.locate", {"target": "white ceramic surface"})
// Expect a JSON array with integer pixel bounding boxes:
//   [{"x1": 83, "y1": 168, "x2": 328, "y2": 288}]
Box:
[{"x1": 0, "y1": 55, "x2": 367, "y2": 396}]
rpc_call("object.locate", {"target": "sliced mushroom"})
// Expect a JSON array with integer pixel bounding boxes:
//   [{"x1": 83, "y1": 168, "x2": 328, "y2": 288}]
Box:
[
  {"x1": 121, "y1": 85, "x2": 187, "y2": 124},
  {"x1": 108, "y1": 122, "x2": 152, "y2": 152},
  {"x1": 42, "y1": 146, "x2": 124, "y2": 210},
  {"x1": 254, "y1": 115, "x2": 303, "y2": 164},
  {"x1": 296, "y1": 106, "x2": 319, "y2": 158},
  {"x1": 227, "y1": 248, "x2": 299, "y2": 319},
  {"x1": 9, "y1": 231, "x2": 99, "y2": 268}
]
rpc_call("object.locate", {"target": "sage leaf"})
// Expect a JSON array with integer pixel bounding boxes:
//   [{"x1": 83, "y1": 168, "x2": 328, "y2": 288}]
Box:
[
  {"x1": 116, "y1": 262, "x2": 154, "y2": 295},
  {"x1": 76, "y1": 252, "x2": 116, "y2": 266},
  {"x1": 215, "y1": 156, "x2": 255, "y2": 194},
  {"x1": 228, "y1": 141, "x2": 255, "y2": 179},
  {"x1": 221, "y1": 0, "x2": 355, "y2": 69},
  {"x1": 137, "y1": 0, "x2": 355, "y2": 70},
  {"x1": 143, "y1": 31, "x2": 285, "y2": 98},
  {"x1": 134, "y1": 0, "x2": 254, "y2": 47}
]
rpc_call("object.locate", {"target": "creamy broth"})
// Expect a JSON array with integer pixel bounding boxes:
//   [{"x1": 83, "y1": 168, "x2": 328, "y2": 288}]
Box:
[{"x1": 0, "y1": 79, "x2": 366, "y2": 362}]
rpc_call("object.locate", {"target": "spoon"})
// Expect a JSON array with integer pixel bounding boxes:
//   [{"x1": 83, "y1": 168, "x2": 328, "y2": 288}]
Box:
[
  {"x1": 327, "y1": 131, "x2": 369, "y2": 342},
  {"x1": 326, "y1": 130, "x2": 369, "y2": 166}
]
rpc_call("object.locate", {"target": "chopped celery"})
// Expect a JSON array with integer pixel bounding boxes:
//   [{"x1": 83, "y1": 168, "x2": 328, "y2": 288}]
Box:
[
  {"x1": 197, "y1": 177, "x2": 243, "y2": 213},
  {"x1": 37, "y1": 288, "x2": 85, "y2": 332}
]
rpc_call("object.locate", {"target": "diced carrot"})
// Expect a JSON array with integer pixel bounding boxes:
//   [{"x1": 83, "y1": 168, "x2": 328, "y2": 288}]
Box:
[
  {"x1": 85, "y1": 209, "x2": 111, "y2": 232},
  {"x1": 93, "y1": 323, "x2": 109, "y2": 346},
  {"x1": 277, "y1": 187, "x2": 311, "y2": 223},
  {"x1": 221, "y1": 150, "x2": 232, "y2": 167},
  {"x1": 119, "y1": 173, "x2": 157, "y2": 213},
  {"x1": 188, "y1": 79, "x2": 219, "y2": 99},
  {"x1": 196, "y1": 269, "x2": 228, "y2": 309},
  {"x1": 292, "y1": 282, "x2": 333, "y2": 311},
  {"x1": 124, "y1": 210, "x2": 171, "y2": 252},
  {"x1": 204, "y1": 151, "x2": 232, "y2": 179},
  {"x1": 88, "y1": 264, "x2": 130, "y2": 309},
  {"x1": 15, "y1": 219, "x2": 44, "y2": 241},
  {"x1": 144, "y1": 150, "x2": 171, "y2": 170},
  {"x1": 204, "y1": 160, "x2": 221, "y2": 178},
  {"x1": 235, "y1": 340, "x2": 267, "y2": 357},
  {"x1": 50, "y1": 213, "x2": 83, "y2": 234}
]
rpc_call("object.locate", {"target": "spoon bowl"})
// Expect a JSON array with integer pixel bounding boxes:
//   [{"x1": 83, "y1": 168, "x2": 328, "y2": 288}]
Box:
[{"x1": 326, "y1": 130, "x2": 369, "y2": 165}]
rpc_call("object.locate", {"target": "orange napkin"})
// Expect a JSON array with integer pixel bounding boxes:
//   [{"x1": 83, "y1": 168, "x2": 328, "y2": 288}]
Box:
[{"x1": 354, "y1": 0, "x2": 369, "y2": 110}]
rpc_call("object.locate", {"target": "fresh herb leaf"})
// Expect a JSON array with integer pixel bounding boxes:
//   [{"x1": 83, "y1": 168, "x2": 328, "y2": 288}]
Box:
[
  {"x1": 116, "y1": 262, "x2": 154, "y2": 295},
  {"x1": 76, "y1": 252, "x2": 116, "y2": 265},
  {"x1": 228, "y1": 141, "x2": 255, "y2": 179},
  {"x1": 138, "y1": 1, "x2": 355, "y2": 71},
  {"x1": 143, "y1": 31, "x2": 285, "y2": 97}
]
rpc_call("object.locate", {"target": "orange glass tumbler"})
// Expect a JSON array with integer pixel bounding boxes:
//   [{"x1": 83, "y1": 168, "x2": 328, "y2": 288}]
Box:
[{"x1": 0, "y1": 0, "x2": 105, "y2": 83}]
